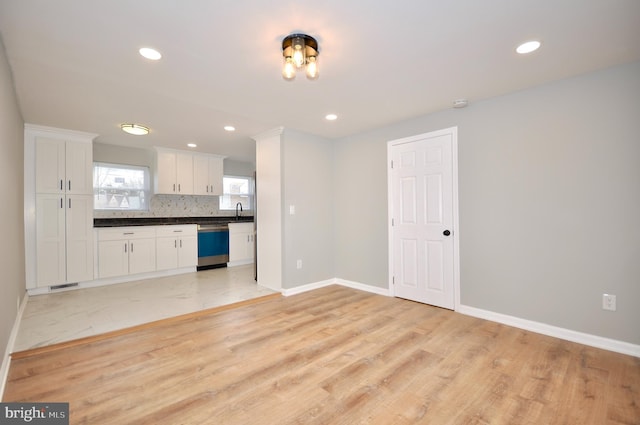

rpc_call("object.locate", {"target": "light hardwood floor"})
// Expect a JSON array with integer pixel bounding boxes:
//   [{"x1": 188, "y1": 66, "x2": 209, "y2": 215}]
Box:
[{"x1": 4, "y1": 286, "x2": 639, "y2": 424}]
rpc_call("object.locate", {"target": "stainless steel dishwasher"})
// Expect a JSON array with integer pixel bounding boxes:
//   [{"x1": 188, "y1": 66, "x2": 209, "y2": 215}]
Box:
[{"x1": 197, "y1": 224, "x2": 229, "y2": 270}]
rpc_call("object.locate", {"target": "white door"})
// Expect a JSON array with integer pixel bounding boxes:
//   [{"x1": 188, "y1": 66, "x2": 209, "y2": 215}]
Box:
[{"x1": 389, "y1": 127, "x2": 458, "y2": 310}]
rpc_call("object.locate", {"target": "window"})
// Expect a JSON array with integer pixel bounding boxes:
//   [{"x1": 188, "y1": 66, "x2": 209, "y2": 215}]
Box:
[
  {"x1": 93, "y1": 162, "x2": 150, "y2": 211},
  {"x1": 219, "y1": 176, "x2": 252, "y2": 210}
]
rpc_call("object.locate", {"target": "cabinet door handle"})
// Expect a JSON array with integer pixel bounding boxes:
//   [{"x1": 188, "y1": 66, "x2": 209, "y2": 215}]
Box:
[
  {"x1": 60, "y1": 198, "x2": 63, "y2": 209},
  {"x1": 173, "y1": 183, "x2": 176, "y2": 192},
  {"x1": 178, "y1": 183, "x2": 181, "y2": 192},
  {"x1": 68, "y1": 198, "x2": 71, "y2": 208},
  {"x1": 60, "y1": 179, "x2": 63, "y2": 191},
  {"x1": 68, "y1": 180, "x2": 71, "y2": 191},
  {"x1": 131, "y1": 243, "x2": 134, "y2": 253},
  {"x1": 180, "y1": 240, "x2": 183, "y2": 248},
  {"x1": 124, "y1": 243, "x2": 127, "y2": 253},
  {"x1": 174, "y1": 240, "x2": 177, "y2": 248}
]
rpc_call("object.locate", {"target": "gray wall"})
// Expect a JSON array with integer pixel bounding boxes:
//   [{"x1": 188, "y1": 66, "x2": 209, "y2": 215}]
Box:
[
  {"x1": 333, "y1": 61, "x2": 640, "y2": 344},
  {"x1": 0, "y1": 37, "x2": 25, "y2": 357},
  {"x1": 282, "y1": 129, "x2": 335, "y2": 289}
]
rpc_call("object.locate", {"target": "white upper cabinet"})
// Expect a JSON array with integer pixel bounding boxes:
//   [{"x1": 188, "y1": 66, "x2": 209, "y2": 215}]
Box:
[
  {"x1": 175, "y1": 152, "x2": 194, "y2": 194},
  {"x1": 35, "y1": 138, "x2": 92, "y2": 194},
  {"x1": 155, "y1": 147, "x2": 225, "y2": 196},
  {"x1": 193, "y1": 154, "x2": 224, "y2": 196},
  {"x1": 155, "y1": 148, "x2": 194, "y2": 194}
]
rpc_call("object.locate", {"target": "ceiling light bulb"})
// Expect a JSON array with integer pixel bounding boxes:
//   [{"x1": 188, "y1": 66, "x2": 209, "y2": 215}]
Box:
[
  {"x1": 306, "y1": 56, "x2": 319, "y2": 80},
  {"x1": 325, "y1": 114, "x2": 338, "y2": 121},
  {"x1": 516, "y1": 40, "x2": 541, "y2": 54},
  {"x1": 139, "y1": 47, "x2": 162, "y2": 60},
  {"x1": 292, "y1": 37, "x2": 305, "y2": 67},
  {"x1": 224, "y1": 125, "x2": 236, "y2": 132},
  {"x1": 187, "y1": 143, "x2": 197, "y2": 148},
  {"x1": 120, "y1": 123, "x2": 149, "y2": 135},
  {"x1": 282, "y1": 57, "x2": 296, "y2": 80}
]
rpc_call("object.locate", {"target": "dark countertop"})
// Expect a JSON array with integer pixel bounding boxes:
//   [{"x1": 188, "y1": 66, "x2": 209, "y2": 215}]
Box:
[{"x1": 94, "y1": 216, "x2": 254, "y2": 228}]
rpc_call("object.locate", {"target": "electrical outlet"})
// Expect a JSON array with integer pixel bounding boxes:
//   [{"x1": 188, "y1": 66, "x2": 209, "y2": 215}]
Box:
[
  {"x1": 602, "y1": 294, "x2": 616, "y2": 311},
  {"x1": 296, "y1": 259, "x2": 302, "y2": 269}
]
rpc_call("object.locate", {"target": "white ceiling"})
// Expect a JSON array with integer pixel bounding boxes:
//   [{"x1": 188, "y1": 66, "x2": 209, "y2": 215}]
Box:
[{"x1": 1, "y1": 0, "x2": 639, "y2": 164}]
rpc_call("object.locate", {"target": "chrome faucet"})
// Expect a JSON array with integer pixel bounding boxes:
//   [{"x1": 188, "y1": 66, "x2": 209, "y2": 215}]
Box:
[{"x1": 235, "y1": 202, "x2": 243, "y2": 221}]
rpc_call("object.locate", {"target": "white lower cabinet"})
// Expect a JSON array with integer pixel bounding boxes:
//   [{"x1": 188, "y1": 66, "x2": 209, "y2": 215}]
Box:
[
  {"x1": 156, "y1": 225, "x2": 198, "y2": 270},
  {"x1": 36, "y1": 193, "x2": 94, "y2": 287},
  {"x1": 97, "y1": 227, "x2": 156, "y2": 278},
  {"x1": 228, "y1": 222, "x2": 255, "y2": 266},
  {"x1": 97, "y1": 225, "x2": 198, "y2": 279}
]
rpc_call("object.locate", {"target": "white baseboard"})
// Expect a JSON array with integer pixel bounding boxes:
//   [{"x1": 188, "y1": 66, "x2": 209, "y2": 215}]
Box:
[
  {"x1": 0, "y1": 292, "x2": 28, "y2": 399},
  {"x1": 27, "y1": 267, "x2": 197, "y2": 296},
  {"x1": 281, "y1": 278, "x2": 391, "y2": 297},
  {"x1": 334, "y1": 278, "x2": 391, "y2": 296},
  {"x1": 227, "y1": 260, "x2": 254, "y2": 268},
  {"x1": 281, "y1": 279, "x2": 638, "y2": 358},
  {"x1": 281, "y1": 279, "x2": 337, "y2": 296},
  {"x1": 457, "y1": 304, "x2": 640, "y2": 358}
]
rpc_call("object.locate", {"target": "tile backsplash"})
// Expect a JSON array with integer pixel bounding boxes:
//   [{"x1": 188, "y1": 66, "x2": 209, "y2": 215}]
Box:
[{"x1": 93, "y1": 194, "x2": 243, "y2": 219}]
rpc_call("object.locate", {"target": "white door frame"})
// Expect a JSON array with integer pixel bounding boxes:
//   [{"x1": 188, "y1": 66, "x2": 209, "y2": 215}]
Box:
[{"x1": 387, "y1": 126, "x2": 461, "y2": 310}]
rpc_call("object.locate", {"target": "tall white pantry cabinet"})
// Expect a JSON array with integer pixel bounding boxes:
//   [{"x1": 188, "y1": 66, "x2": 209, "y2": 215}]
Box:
[{"x1": 25, "y1": 124, "x2": 97, "y2": 290}]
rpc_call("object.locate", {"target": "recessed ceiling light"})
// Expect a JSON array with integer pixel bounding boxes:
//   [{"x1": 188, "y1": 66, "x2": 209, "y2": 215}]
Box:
[
  {"x1": 452, "y1": 99, "x2": 468, "y2": 109},
  {"x1": 516, "y1": 40, "x2": 541, "y2": 54},
  {"x1": 139, "y1": 47, "x2": 162, "y2": 60},
  {"x1": 120, "y1": 123, "x2": 149, "y2": 135},
  {"x1": 224, "y1": 125, "x2": 236, "y2": 132},
  {"x1": 187, "y1": 143, "x2": 197, "y2": 148},
  {"x1": 325, "y1": 114, "x2": 338, "y2": 121}
]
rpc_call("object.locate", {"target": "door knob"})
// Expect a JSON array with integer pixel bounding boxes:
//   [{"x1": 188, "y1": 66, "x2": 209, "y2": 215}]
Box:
[{"x1": 443, "y1": 230, "x2": 451, "y2": 236}]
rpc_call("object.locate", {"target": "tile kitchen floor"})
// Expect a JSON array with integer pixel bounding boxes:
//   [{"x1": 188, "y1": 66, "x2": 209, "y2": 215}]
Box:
[{"x1": 14, "y1": 265, "x2": 277, "y2": 352}]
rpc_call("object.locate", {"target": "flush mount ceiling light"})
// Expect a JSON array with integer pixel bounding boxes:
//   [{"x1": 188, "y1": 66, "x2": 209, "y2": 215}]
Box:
[
  {"x1": 139, "y1": 47, "x2": 162, "y2": 60},
  {"x1": 516, "y1": 40, "x2": 541, "y2": 54},
  {"x1": 120, "y1": 123, "x2": 149, "y2": 135},
  {"x1": 325, "y1": 113, "x2": 338, "y2": 121},
  {"x1": 223, "y1": 125, "x2": 236, "y2": 132},
  {"x1": 187, "y1": 143, "x2": 197, "y2": 148},
  {"x1": 282, "y1": 33, "x2": 319, "y2": 81}
]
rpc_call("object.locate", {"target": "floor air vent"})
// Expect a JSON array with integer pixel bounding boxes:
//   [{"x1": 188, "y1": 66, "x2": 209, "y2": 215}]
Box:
[{"x1": 50, "y1": 282, "x2": 79, "y2": 291}]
